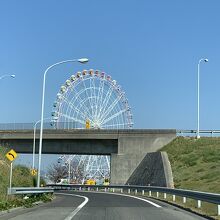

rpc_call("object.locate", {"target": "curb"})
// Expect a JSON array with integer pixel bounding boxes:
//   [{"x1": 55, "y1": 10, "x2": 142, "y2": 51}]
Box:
[{"x1": 0, "y1": 201, "x2": 44, "y2": 216}]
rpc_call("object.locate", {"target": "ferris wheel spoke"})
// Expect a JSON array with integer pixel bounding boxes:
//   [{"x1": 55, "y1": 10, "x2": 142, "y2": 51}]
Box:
[
  {"x1": 97, "y1": 86, "x2": 114, "y2": 119},
  {"x1": 67, "y1": 88, "x2": 91, "y2": 120},
  {"x1": 62, "y1": 96, "x2": 89, "y2": 122},
  {"x1": 101, "y1": 108, "x2": 127, "y2": 125},
  {"x1": 96, "y1": 80, "x2": 106, "y2": 119},
  {"x1": 99, "y1": 94, "x2": 123, "y2": 122},
  {"x1": 70, "y1": 87, "x2": 94, "y2": 120},
  {"x1": 89, "y1": 77, "x2": 97, "y2": 118},
  {"x1": 106, "y1": 156, "x2": 110, "y2": 170},
  {"x1": 91, "y1": 77, "x2": 99, "y2": 115},
  {"x1": 82, "y1": 79, "x2": 94, "y2": 118},
  {"x1": 95, "y1": 79, "x2": 105, "y2": 119},
  {"x1": 59, "y1": 113, "x2": 85, "y2": 125}
]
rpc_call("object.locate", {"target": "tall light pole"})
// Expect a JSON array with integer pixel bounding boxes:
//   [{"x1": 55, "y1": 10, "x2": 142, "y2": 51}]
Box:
[
  {"x1": 32, "y1": 117, "x2": 51, "y2": 170},
  {"x1": 197, "y1": 58, "x2": 208, "y2": 139},
  {"x1": 37, "y1": 58, "x2": 89, "y2": 187},
  {"x1": 0, "y1": 74, "x2": 15, "y2": 80}
]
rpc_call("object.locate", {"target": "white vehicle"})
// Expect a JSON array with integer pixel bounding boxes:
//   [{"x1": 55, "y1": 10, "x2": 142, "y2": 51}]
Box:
[{"x1": 56, "y1": 178, "x2": 68, "y2": 184}]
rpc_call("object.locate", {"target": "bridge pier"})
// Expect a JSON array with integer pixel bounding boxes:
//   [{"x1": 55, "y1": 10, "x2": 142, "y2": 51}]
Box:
[{"x1": 110, "y1": 131, "x2": 176, "y2": 186}]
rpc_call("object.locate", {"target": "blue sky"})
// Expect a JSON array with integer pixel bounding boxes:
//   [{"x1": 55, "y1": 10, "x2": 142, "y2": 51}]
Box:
[
  {"x1": 1, "y1": 0, "x2": 220, "y2": 130},
  {"x1": 1, "y1": 1, "x2": 220, "y2": 169}
]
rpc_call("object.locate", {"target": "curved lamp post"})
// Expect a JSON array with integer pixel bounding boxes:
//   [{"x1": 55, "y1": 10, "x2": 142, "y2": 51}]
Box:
[
  {"x1": 197, "y1": 58, "x2": 208, "y2": 139},
  {"x1": 37, "y1": 58, "x2": 89, "y2": 187},
  {"x1": 0, "y1": 74, "x2": 15, "y2": 80},
  {"x1": 32, "y1": 117, "x2": 51, "y2": 170}
]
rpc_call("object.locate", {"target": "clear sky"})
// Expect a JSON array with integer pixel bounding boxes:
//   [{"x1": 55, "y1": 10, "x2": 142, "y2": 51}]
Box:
[
  {"x1": 1, "y1": 1, "x2": 220, "y2": 170},
  {"x1": 1, "y1": 0, "x2": 220, "y2": 130}
]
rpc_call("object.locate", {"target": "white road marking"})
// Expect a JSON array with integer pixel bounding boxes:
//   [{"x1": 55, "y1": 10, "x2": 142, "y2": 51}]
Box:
[
  {"x1": 108, "y1": 191, "x2": 161, "y2": 208},
  {"x1": 56, "y1": 192, "x2": 89, "y2": 220},
  {"x1": 74, "y1": 190, "x2": 161, "y2": 208}
]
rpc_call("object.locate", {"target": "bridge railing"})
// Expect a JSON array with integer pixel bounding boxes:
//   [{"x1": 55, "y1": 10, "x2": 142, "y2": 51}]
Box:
[
  {"x1": 8, "y1": 187, "x2": 54, "y2": 195},
  {"x1": 0, "y1": 122, "x2": 69, "y2": 130},
  {"x1": 1, "y1": 124, "x2": 220, "y2": 137},
  {"x1": 47, "y1": 184, "x2": 220, "y2": 215}
]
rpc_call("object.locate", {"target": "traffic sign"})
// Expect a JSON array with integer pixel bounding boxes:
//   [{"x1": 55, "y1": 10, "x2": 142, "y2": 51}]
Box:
[
  {"x1": 30, "y1": 169, "x2": 37, "y2": 176},
  {"x1": 5, "y1": 149, "x2": 18, "y2": 162}
]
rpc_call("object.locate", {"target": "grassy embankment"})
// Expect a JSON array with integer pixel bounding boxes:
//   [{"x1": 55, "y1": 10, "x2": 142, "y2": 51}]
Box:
[
  {"x1": 162, "y1": 136, "x2": 220, "y2": 192},
  {"x1": 0, "y1": 146, "x2": 52, "y2": 211},
  {"x1": 159, "y1": 136, "x2": 220, "y2": 219}
]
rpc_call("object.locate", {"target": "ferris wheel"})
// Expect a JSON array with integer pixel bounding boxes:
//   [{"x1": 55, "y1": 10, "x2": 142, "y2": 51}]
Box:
[
  {"x1": 51, "y1": 69, "x2": 133, "y2": 182},
  {"x1": 51, "y1": 69, "x2": 133, "y2": 129}
]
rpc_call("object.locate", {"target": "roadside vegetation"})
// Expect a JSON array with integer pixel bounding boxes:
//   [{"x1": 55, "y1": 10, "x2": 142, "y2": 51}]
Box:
[
  {"x1": 0, "y1": 146, "x2": 50, "y2": 211},
  {"x1": 160, "y1": 136, "x2": 220, "y2": 219},
  {"x1": 161, "y1": 136, "x2": 220, "y2": 193}
]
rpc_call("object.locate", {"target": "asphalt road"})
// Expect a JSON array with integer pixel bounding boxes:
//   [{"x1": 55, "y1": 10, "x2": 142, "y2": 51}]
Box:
[{"x1": 0, "y1": 191, "x2": 208, "y2": 220}]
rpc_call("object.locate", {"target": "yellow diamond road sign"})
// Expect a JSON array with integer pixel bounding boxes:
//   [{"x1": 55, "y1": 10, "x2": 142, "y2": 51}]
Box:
[
  {"x1": 31, "y1": 169, "x2": 37, "y2": 176},
  {"x1": 5, "y1": 149, "x2": 18, "y2": 162}
]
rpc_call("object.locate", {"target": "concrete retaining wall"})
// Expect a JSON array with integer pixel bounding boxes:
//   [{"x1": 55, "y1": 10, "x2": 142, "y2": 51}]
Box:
[
  {"x1": 125, "y1": 152, "x2": 174, "y2": 187},
  {"x1": 110, "y1": 131, "x2": 176, "y2": 185}
]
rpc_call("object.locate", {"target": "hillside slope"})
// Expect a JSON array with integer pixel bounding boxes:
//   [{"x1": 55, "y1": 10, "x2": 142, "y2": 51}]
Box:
[
  {"x1": 161, "y1": 137, "x2": 220, "y2": 193},
  {"x1": 0, "y1": 146, "x2": 34, "y2": 200}
]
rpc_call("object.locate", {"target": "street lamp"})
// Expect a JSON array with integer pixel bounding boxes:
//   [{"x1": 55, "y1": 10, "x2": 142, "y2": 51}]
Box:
[
  {"x1": 37, "y1": 58, "x2": 89, "y2": 187},
  {"x1": 0, "y1": 74, "x2": 15, "y2": 80},
  {"x1": 197, "y1": 58, "x2": 208, "y2": 139},
  {"x1": 32, "y1": 117, "x2": 51, "y2": 170}
]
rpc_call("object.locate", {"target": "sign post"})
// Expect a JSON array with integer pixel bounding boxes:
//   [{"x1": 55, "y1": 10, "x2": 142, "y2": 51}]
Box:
[
  {"x1": 5, "y1": 149, "x2": 18, "y2": 194},
  {"x1": 9, "y1": 162, "x2": 13, "y2": 194}
]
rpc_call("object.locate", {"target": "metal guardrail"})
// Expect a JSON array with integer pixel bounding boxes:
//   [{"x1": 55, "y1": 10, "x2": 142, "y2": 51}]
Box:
[
  {"x1": 47, "y1": 184, "x2": 220, "y2": 204},
  {"x1": 177, "y1": 129, "x2": 220, "y2": 134},
  {"x1": 8, "y1": 187, "x2": 54, "y2": 195},
  {"x1": 47, "y1": 184, "x2": 220, "y2": 215}
]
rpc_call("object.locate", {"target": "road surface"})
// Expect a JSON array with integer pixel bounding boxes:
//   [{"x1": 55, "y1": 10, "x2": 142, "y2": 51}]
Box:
[{"x1": 0, "y1": 191, "x2": 208, "y2": 220}]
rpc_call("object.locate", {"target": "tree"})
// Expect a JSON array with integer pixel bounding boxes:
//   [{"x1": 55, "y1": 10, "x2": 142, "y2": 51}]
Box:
[
  {"x1": 71, "y1": 161, "x2": 86, "y2": 184},
  {"x1": 47, "y1": 163, "x2": 68, "y2": 183}
]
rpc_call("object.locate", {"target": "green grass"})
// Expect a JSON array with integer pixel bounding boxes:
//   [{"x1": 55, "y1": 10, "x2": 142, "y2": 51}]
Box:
[
  {"x1": 0, "y1": 146, "x2": 48, "y2": 210},
  {"x1": 127, "y1": 137, "x2": 220, "y2": 219},
  {"x1": 161, "y1": 136, "x2": 220, "y2": 193}
]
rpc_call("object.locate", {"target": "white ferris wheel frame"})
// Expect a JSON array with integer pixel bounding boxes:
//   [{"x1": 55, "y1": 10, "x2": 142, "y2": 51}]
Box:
[{"x1": 51, "y1": 69, "x2": 133, "y2": 129}]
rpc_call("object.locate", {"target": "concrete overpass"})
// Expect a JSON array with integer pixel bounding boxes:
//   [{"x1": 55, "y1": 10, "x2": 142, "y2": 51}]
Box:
[{"x1": 0, "y1": 129, "x2": 176, "y2": 185}]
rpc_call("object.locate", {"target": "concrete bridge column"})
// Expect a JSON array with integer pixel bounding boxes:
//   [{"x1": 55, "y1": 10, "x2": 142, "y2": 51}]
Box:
[{"x1": 110, "y1": 131, "x2": 176, "y2": 185}]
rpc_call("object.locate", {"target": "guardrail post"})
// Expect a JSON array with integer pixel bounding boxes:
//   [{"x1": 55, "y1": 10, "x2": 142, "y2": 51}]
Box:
[
  {"x1": 149, "y1": 191, "x2": 152, "y2": 197},
  {"x1": 156, "y1": 192, "x2": 159, "y2": 198},
  {"x1": 112, "y1": 188, "x2": 115, "y2": 193},
  {"x1": 142, "y1": 190, "x2": 144, "y2": 196},
  {"x1": 88, "y1": 187, "x2": 90, "y2": 191},
  {"x1": 121, "y1": 188, "x2": 123, "y2": 193},
  {"x1": 79, "y1": 187, "x2": 82, "y2": 191},
  {"x1": 128, "y1": 189, "x2": 130, "y2": 194},
  {"x1": 164, "y1": 193, "x2": 167, "y2": 199},
  {"x1": 172, "y1": 195, "x2": 176, "y2": 202},
  {"x1": 96, "y1": 187, "x2": 99, "y2": 192},
  {"x1": 104, "y1": 188, "x2": 107, "y2": 192},
  {"x1": 218, "y1": 205, "x2": 220, "y2": 216},
  {"x1": 197, "y1": 200, "x2": 201, "y2": 208},
  {"x1": 135, "y1": 189, "x2": 137, "y2": 195},
  {"x1": 183, "y1": 197, "x2": 186, "y2": 203}
]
